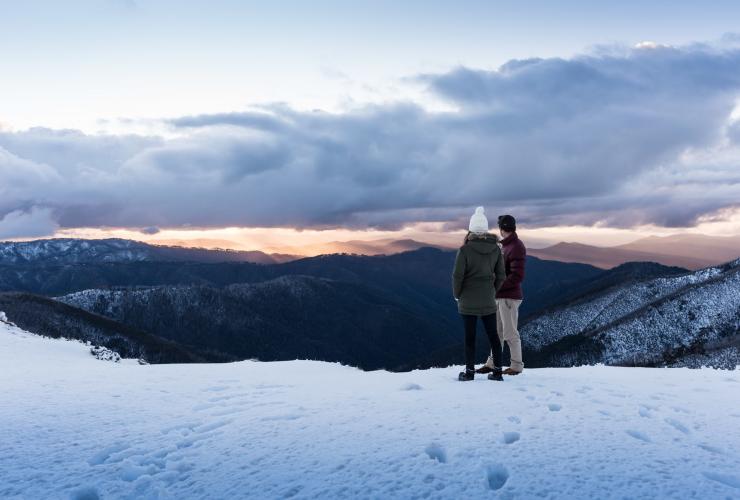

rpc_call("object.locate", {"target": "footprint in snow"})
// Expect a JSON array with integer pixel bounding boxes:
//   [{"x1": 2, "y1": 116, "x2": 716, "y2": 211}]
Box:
[
  {"x1": 625, "y1": 430, "x2": 651, "y2": 443},
  {"x1": 283, "y1": 485, "x2": 303, "y2": 498},
  {"x1": 88, "y1": 443, "x2": 130, "y2": 466},
  {"x1": 548, "y1": 403, "x2": 562, "y2": 412},
  {"x1": 638, "y1": 407, "x2": 653, "y2": 418},
  {"x1": 120, "y1": 462, "x2": 159, "y2": 482},
  {"x1": 500, "y1": 432, "x2": 520, "y2": 444},
  {"x1": 193, "y1": 419, "x2": 231, "y2": 434},
  {"x1": 425, "y1": 443, "x2": 447, "y2": 463},
  {"x1": 702, "y1": 471, "x2": 740, "y2": 489},
  {"x1": 69, "y1": 486, "x2": 101, "y2": 500},
  {"x1": 697, "y1": 443, "x2": 724, "y2": 455},
  {"x1": 507, "y1": 416, "x2": 521, "y2": 424},
  {"x1": 401, "y1": 383, "x2": 423, "y2": 391},
  {"x1": 664, "y1": 418, "x2": 690, "y2": 435},
  {"x1": 486, "y1": 464, "x2": 509, "y2": 490}
]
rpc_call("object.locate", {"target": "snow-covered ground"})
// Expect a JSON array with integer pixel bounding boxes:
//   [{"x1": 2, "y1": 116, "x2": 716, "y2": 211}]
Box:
[{"x1": 1, "y1": 321, "x2": 739, "y2": 499}]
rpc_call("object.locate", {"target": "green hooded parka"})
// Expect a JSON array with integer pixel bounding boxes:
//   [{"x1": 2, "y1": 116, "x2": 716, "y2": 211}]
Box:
[{"x1": 452, "y1": 234, "x2": 506, "y2": 316}]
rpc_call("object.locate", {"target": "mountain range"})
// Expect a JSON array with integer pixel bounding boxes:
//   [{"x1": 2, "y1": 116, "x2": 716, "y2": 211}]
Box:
[
  {"x1": 0, "y1": 238, "x2": 608, "y2": 369},
  {"x1": 0, "y1": 237, "x2": 736, "y2": 370},
  {"x1": 262, "y1": 237, "x2": 446, "y2": 257},
  {"x1": 150, "y1": 237, "x2": 443, "y2": 259},
  {"x1": 529, "y1": 234, "x2": 740, "y2": 270},
  {"x1": 4, "y1": 233, "x2": 738, "y2": 272},
  {"x1": 163, "y1": 232, "x2": 739, "y2": 269}
]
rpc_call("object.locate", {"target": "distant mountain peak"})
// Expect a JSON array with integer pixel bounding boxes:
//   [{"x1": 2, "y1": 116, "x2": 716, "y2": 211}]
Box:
[{"x1": 529, "y1": 237, "x2": 739, "y2": 270}]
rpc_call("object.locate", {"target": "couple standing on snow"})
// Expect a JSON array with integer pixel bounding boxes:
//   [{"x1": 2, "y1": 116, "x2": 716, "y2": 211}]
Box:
[{"x1": 452, "y1": 207, "x2": 526, "y2": 382}]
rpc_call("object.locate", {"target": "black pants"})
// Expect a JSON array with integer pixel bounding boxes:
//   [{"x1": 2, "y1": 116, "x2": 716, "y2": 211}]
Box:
[{"x1": 461, "y1": 313, "x2": 502, "y2": 372}]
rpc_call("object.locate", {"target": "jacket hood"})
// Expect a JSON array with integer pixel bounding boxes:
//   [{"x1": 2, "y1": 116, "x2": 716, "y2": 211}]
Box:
[{"x1": 465, "y1": 234, "x2": 499, "y2": 254}]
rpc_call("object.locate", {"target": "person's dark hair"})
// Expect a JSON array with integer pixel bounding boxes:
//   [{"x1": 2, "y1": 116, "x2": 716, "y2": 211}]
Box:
[{"x1": 498, "y1": 214, "x2": 516, "y2": 232}]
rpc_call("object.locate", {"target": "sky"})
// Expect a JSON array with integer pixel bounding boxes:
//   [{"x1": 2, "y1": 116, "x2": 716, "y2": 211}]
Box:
[{"x1": 2, "y1": 0, "x2": 740, "y2": 251}]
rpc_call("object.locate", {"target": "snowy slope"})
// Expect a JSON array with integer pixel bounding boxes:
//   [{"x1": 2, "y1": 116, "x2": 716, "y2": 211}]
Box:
[
  {"x1": 523, "y1": 264, "x2": 728, "y2": 351},
  {"x1": 2, "y1": 321, "x2": 740, "y2": 499},
  {"x1": 522, "y1": 259, "x2": 740, "y2": 368},
  {"x1": 597, "y1": 265, "x2": 740, "y2": 366}
]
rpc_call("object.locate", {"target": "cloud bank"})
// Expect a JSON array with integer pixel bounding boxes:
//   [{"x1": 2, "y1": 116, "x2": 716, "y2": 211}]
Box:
[{"x1": 2, "y1": 42, "x2": 740, "y2": 237}]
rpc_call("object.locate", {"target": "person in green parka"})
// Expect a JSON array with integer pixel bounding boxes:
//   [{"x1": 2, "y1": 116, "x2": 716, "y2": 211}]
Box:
[{"x1": 452, "y1": 206, "x2": 506, "y2": 381}]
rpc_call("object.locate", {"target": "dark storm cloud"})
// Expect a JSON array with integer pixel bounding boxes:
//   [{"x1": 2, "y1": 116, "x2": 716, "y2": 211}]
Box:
[
  {"x1": 2, "y1": 42, "x2": 740, "y2": 236},
  {"x1": 0, "y1": 207, "x2": 58, "y2": 239}
]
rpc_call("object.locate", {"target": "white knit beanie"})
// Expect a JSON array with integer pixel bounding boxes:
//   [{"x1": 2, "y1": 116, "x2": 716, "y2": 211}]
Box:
[{"x1": 468, "y1": 206, "x2": 489, "y2": 233}]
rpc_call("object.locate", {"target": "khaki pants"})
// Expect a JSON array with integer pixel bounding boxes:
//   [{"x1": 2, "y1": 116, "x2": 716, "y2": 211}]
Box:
[{"x1": 495, "y1": 298, "x2": 523, "y2": 372}]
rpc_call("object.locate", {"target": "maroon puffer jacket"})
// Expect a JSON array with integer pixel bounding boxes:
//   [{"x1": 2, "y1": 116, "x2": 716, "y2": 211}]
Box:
[{"x1": 496, "y1": 232, "x2": 526, "y2": 300}]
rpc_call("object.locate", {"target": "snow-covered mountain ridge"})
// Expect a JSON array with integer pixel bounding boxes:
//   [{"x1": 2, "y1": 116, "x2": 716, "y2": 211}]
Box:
[
  {"x1": 523, "y1": 259, "x2": 740, "y2": 368},
  {"x1": 0, "y1": 238, "x2": 283, "y2": 265},
  {"x1": 0, "y1": 238, "x2": 150, "y2": 264},
  {"x1": 2, "y1": 321, "x2": 740, "y2": 499}
]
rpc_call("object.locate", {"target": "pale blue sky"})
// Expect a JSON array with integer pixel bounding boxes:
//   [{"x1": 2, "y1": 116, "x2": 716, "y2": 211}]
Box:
[{"x1": 3, "y1": 0, "x2": 740, "y2": 130}]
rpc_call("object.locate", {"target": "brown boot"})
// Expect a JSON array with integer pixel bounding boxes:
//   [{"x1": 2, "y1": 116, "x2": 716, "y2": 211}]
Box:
[
  {"x1": 475, "y1": 356, "x2": 495, "y2": 374},
  {"x1": 502, "y1": 367, "x2": 522, "y2": 376}
]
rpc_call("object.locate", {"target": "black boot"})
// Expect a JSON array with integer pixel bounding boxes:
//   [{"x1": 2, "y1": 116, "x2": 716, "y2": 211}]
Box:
[
  {"x1": 458, "y1": 369, "x2": 475, "y2": 381},
  {"x1": 488, "y1": 368, "x2": 503, "y2": 381}
]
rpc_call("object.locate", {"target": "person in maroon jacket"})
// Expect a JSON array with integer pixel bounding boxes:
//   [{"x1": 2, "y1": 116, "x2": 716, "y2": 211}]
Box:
[{"x1": 477, "y1": 214, "x2": 526, "y2": 375}]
